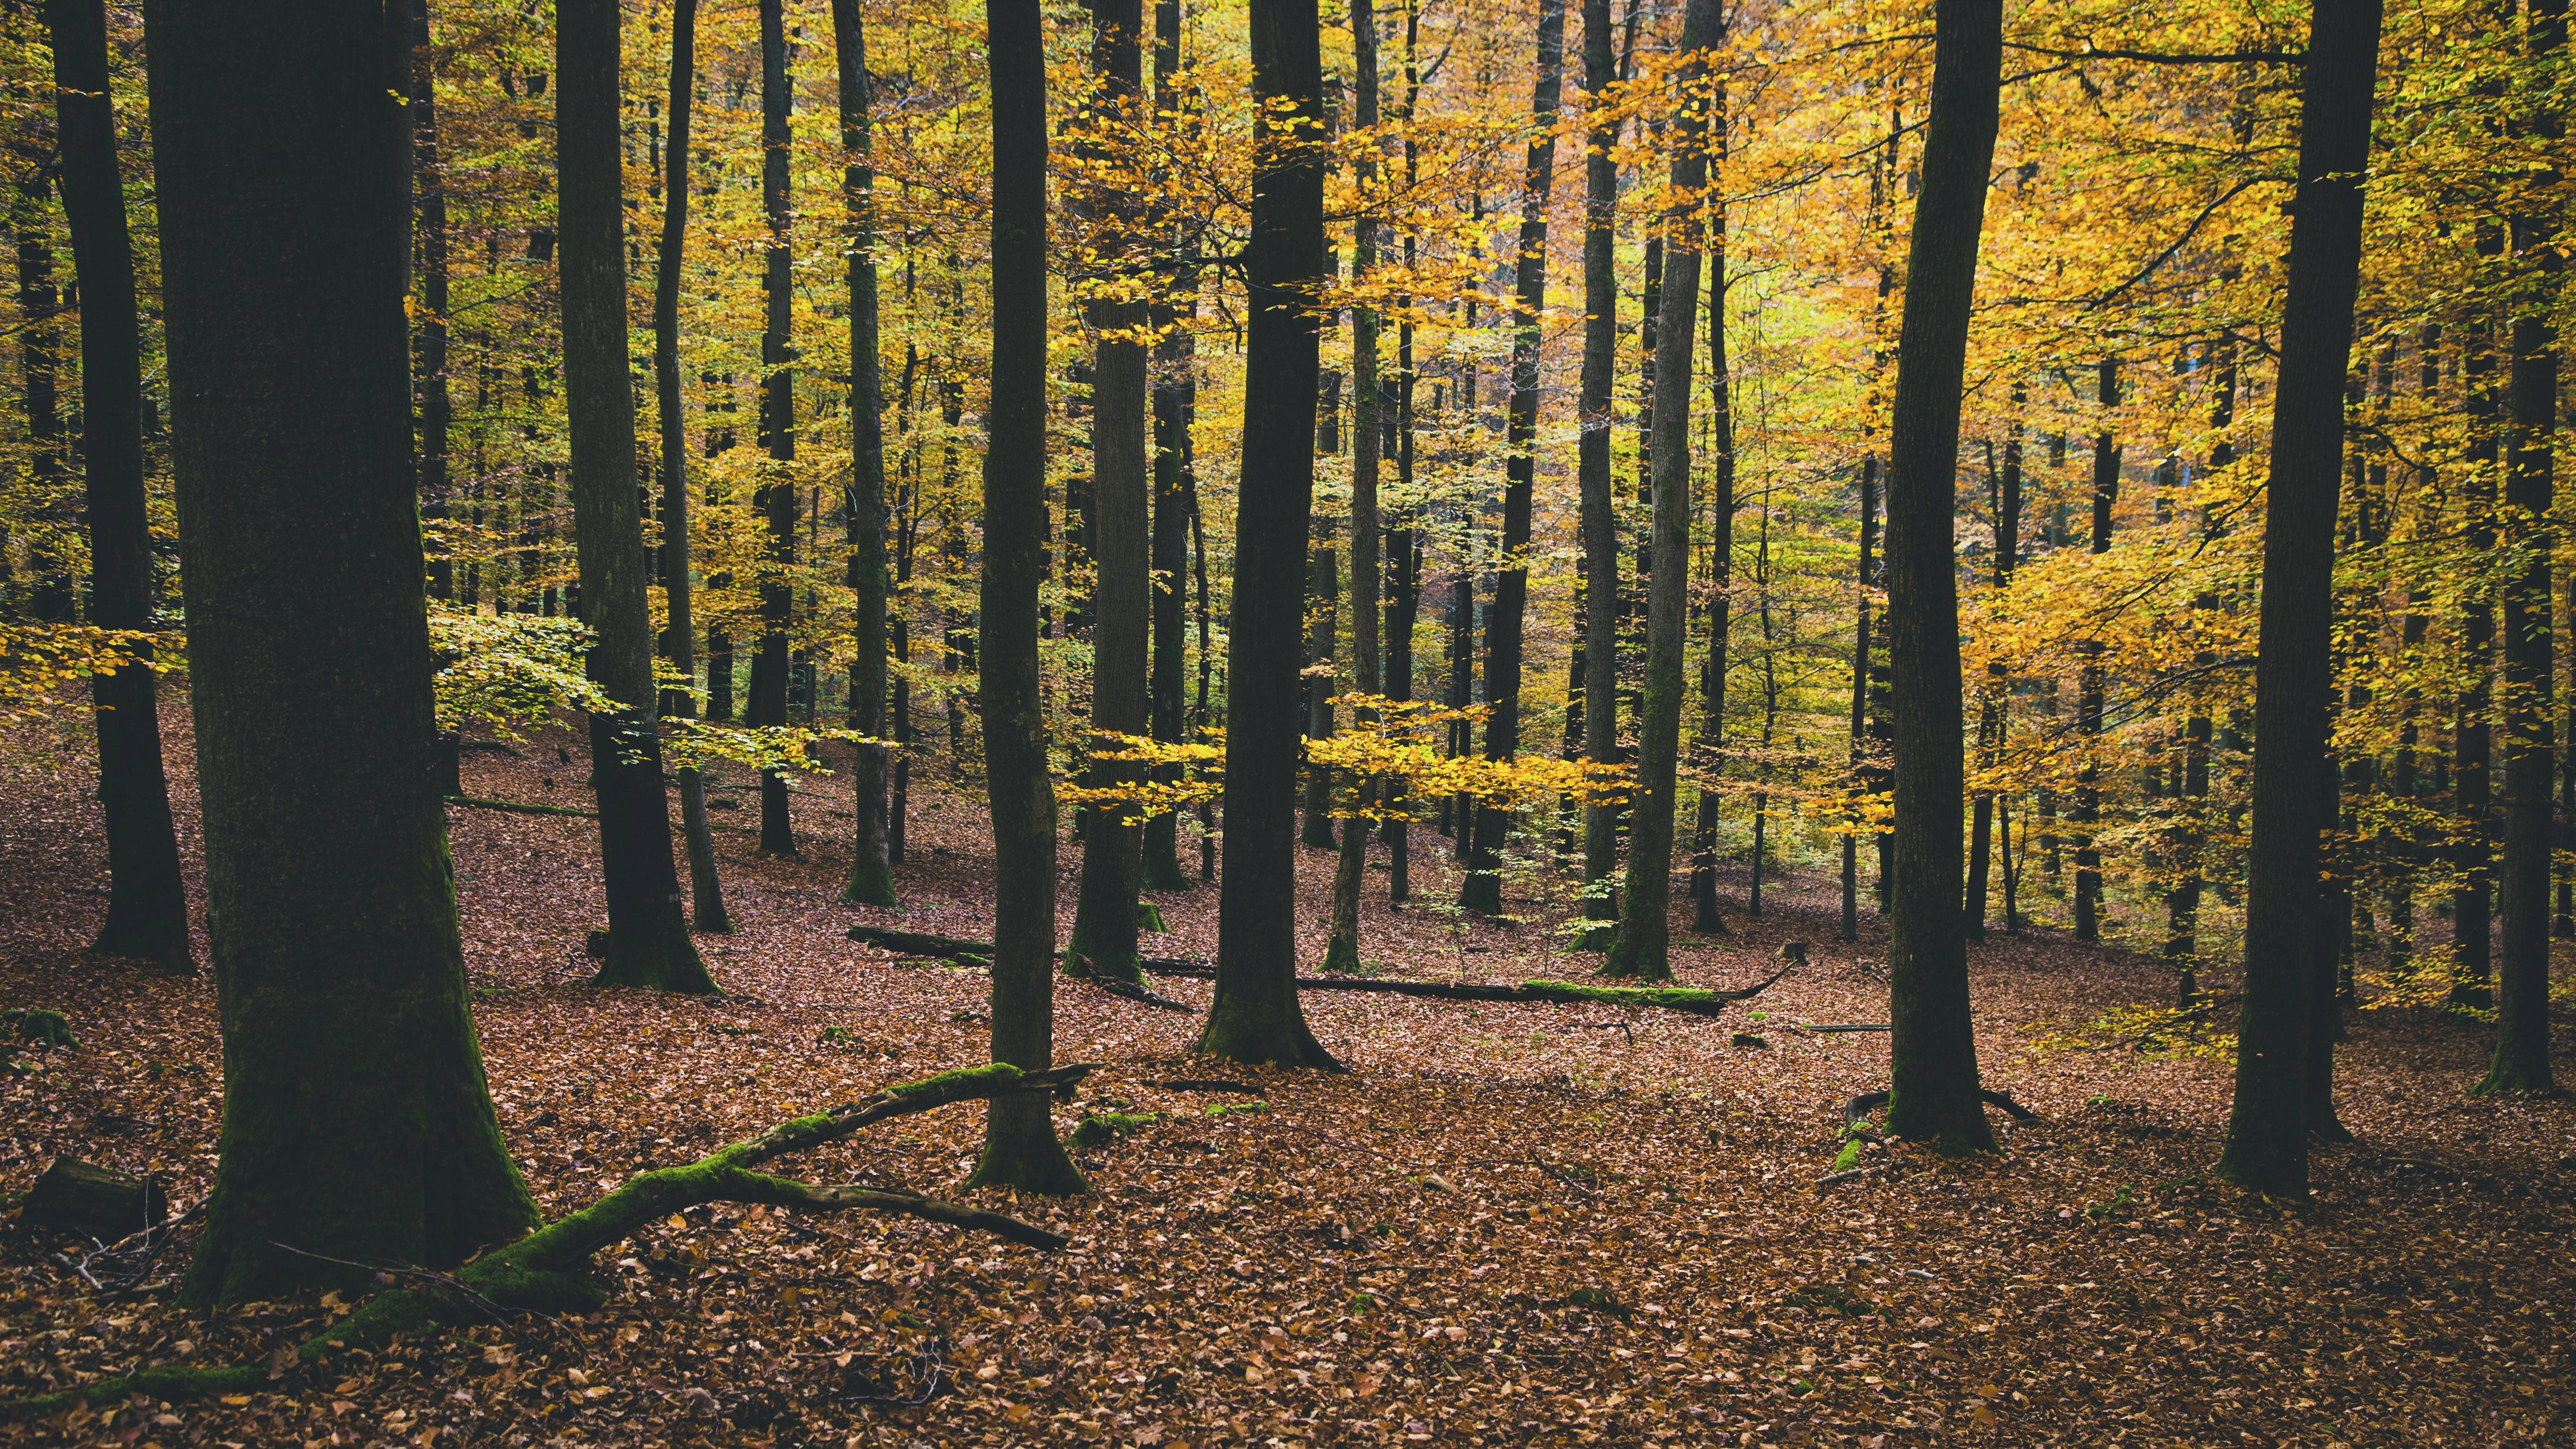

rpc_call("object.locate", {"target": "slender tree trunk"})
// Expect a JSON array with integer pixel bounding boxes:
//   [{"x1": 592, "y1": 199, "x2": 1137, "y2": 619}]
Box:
[
  {"x1": 2483, "y1": 0, "x2": 2562, "y2": 1094},
  {"x1": 1325, "y1": 0, "x2": 1383, "y2": 974},
  {"x1": 1383, "y1": 58, "x2": 1422, "y2": 906},
  {"x1": 970, "y1": 0, "x2": 1087, "y2": 1191},
  {"x1": 51, "y1": 0, "x2": 191, "y2": 971},
  {"x1": 1461, "y1": 0, "x2": 1566, "y2": 916},
  {"x1": 1303, "y1": 537, "x2": 1340, "y2": 849},
  {"x1": 1842, "y1": 456, "x2": 1876, "y2": 943},
  {"x1": 1964, "y1": 414, "x2": 2020, "y2": 945},
  {"x1": 2169, "y1": 343, "x2": 2235, "y2": 1000},
  {"x1": 559, "y1": 0, "x2": 716, "y2": 994},
  {"x1": 654, "y1": 0, "x2": 730, "y2": 934},
  {"x1": 2073, "y1": 359, "x2": 2118, "y2": 942},
  {"x1": 1069, "y1": 0, "x2": 1150, "y2": 983},
  {"x1": 1141, "y1": 2, "x2": 1193, "y2": 893},
  {"x1": 2216, "y1": 0, "x2": 2383, "y2": 1195},
  {"x1": 2454, "y1": 223, "x2": 2502, "y2": 1006},
  {"x1": 1689, "y1": 125, "x2": 1733, "y2": 936},
  {"x1": 411, "y1": 0, "x2": 453, "y2": 602},
  {"x1": 15, "y1": 170, "x2": 65, "y2": 626},
  {"x1": 149, "y1": 0, "x2": 539, "y2": 1305},
  {"x1": 1600, "y1": 0, "x2": 1720, "y2": 982},
  {"x1": 751, "y1": 0, "x2": 798, "y2": 857},
  {"x1": 1881, "y1": 0, "x2": 2001, "y2": 1154},
  {"x1": 834, "y1": 0, "x2": 896, "y2": 907},
  {"x1": 1573, "y1": 0, "x2": 1620, "y2": 950},
  {"x1": 1199, "y1": 0, "x2": 1338, "y2": 1068}
]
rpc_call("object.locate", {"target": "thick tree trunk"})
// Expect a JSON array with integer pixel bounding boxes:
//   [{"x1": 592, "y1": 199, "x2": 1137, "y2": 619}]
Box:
[
  {"x1": 653, "y1": 0, "x2": 731, "y2": 935},
  {"x1": 970, "y1": 0, "x2": 1088, "y2": 1191},
  {"x1": 1070, "y1": 0, "x2": 1151, "y2": 983},
  {"x1": 559, "y1": 0, "x2": 716, "y2": 994},
  {"x1": 751, "y1": 0, "x2": 798, "y2": 857},
  {"x1": 147, "y1": 0, "x2": 540, "y2": 1306},
  {"x1": 2484, "y1": 0, "x2": 2562, "y2": 1094},
  {"x1": 1199, "y1": 0, "x2": 1338, "y2": 1068},
  {"x1": 835, "y1": 0, "x2": 897, "y2": 908},
  {"x1": 1461, "y1": 0, "x2": 1565, "y2": 917},
  {"x1": 1324, "y1": 0, "x2": 1383, "y2": 976},
  {"x1": 2216, "y1": 0, "x2": 2383, "y2": 1195},
  {"x1": 1601, "y1": 0, "x2": 1720, "y2": 982},
  {"x1": 51, "y1": 0, "x2": 191, "y2": 971},
  {"x1": 1880, "y1": 0, "x2": 2000, "y2": 1155},
  {"x1": 1573, "y1": 0, "x2": 1619, "y2": 951}
]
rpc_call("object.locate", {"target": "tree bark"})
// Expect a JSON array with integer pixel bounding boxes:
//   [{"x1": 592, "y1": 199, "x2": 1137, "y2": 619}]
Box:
[
  {"x1": 2453, "y1": 223, "x2": 2501, "y2": 1006},
  {"x1": 1325, "y1": 0, "x2": 1383, "y2": 975},
  {"x1": 1141, "y1": 3, "x2": 1193, "y2": 894},
  {"x1": 1069, "y1": 0, "x2": 1151, "y2": 983},
  {"x1": 1601, "y1": 0, "x2": 1721, "y2": 982},
  {"x1": 2216, "y1": 0, "x2": 2384, "y2": 1194},
  {"x1": 559, "y1": 0, "x2": 717, "y2": 994},
  {"x1": 2482, "y1": 0, "x2": 2562, "y2": 1095},
  {"x1": 1573, "y1": 0, "x2": 1620, "y2": 951},
  {"x1": 835, "y1": 0, "x2": 897, "y2": 908},
  {"x1": 751, "y1": 0, "x2": 798, "y2": 857},
  {"x1": 1461, "y1": 0, "x2": 1566, "y2": 917},
  {"x1": 1688, "y1": 112, "x2": 1734, "y2": 936},
  {"x1": 1199, "y1": 0, "x2": 1338, "y2": 1068},
  {"x1": 2072, "y1": 359, "x2": 2118, "y2": 942},
  {"x1": 411, "y1": 0, "x2": 451, "y2": 603},
  {"x1": 1881, "y1": 0, "x2": 2001, "y2": 1155},
  {"x1": 654, "y1": 0, "x2": 731, "y2": 935},
  {"x1": 50, "y1": 0, "x2": 191, "y2": 971},
  {"x1": 146, "y1": 0, "x2": 540, "y2": 1305},
  {"x1": 971, "y1": 0, "x2": 1089, "y2": 1191}
]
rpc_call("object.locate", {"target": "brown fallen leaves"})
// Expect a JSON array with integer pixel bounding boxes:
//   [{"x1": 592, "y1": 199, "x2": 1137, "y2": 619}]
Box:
[{"x1": 0, "y1": 710, "x2": 2571, "y2": 1447}]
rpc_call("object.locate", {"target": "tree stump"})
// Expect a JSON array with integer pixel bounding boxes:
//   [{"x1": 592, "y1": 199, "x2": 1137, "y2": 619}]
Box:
[{"x1": 20, "y1": 1157, "x2": 165, "y2": 1240}]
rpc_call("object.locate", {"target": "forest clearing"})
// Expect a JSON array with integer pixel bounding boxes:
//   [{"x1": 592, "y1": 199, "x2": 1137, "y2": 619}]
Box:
[{"x1": 2, "y1": 709, "x2": 2569, "y2": 1447}]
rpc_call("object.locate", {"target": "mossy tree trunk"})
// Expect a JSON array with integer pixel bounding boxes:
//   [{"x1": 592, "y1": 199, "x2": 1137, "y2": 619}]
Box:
[
  {"x1": 1068, "y1": 0, "x2": 1151, "y2": 985},
  {"x1": 145, "y1": 0, "x2": 542, "y2": 1306},
  {"x1": 1880, "y1": 0, "x2": 2000, "y2": 1155},
  {"x1": 835, "y1": 0, "x2": 898, "y2": 910},
  {"x1": 1601, "y1": 0, "x2": 1720, "y2": 983},
  {"x1": 562, "y1": 0, "x2": 716, "y2": 995},
  {"x1": 972, "y1": 0, "x2": 1090, "y2": 1193},
  {"x1": 1199, "y1": 0, "x2": 1339, "y2": 1068},
  {"x1": 2216, "y1": 0, "x2": 2383, "y2": 1192},
  {"x1": 52, "y1": 0, "x2": 191, "y2": 973}
]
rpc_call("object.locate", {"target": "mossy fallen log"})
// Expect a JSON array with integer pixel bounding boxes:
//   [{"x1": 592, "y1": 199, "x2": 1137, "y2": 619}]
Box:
[{"x1": 2, "y1": 1062, "x2": 1093, "y2": 1419}]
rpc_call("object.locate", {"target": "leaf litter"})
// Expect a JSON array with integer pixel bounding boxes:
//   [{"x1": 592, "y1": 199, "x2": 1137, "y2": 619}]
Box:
[{"x1": 0, "y1": 708, "x2": 2570, "y2": 1446}]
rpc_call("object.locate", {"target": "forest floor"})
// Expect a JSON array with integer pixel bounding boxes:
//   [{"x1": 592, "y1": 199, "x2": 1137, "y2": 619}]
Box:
[{"x1": 2, "y1": 702, "x2": 2573, "y2": 1448}]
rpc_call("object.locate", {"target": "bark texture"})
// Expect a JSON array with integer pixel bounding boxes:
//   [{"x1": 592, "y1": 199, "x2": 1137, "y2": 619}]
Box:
[{"x1": 836, "y1": 0, "x2": 898, "y2": 909}]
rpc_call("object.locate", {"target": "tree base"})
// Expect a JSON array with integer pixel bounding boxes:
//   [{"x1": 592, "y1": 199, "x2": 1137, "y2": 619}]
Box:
[
  {"x1": 965, "y1": 1093, "x2": 1091, "y2": 1195},
  {"x1": 1195, "y1": 1005, "x2": 1343, "y2": 1071},
  {"x1": 1598, "y1": 934, "x2": 1671, "y2": 982},
  {"x1": 841, "y1": 859, "x2": 899, "y2": 908},
  {"x1": 1319, "y1": 933, "x2": 1362, "y2": 974},
  {"x1": 589, "y1": 934, "x2": 720, "y2": 994}
]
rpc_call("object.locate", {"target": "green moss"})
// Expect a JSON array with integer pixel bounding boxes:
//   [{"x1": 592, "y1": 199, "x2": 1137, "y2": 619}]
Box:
[
  {"x1": 841, "y1": 859, "x2": 898, "y2": 908},
  {"x1": 3, "y1": 1364, "x2": 268, "y2": 1419},
  {"x1": 1595, "y1": 936, "x2": 1672, "y2": 982},
  {"x1": 1137, "y1": 901, "x2": 1169, "y2": 933},
  {"x1": 1071, "y1": 1111, "x2": 1163, "y2": 1146},
  {"x1": 890, "y1": 1063, "x2": 1025, "y2": 1101},
  {"x1": 1319, "y1": 932, "x2": 1363, "y2": 974},
  {"x1": 1830, "y1": 1139, "x2": 1863, "y2": 1172},
  {"x1": 6, "y1": 1008, "x2": 74, "y2": 1049},
  {"x1": 1521, "y1": 980, "x2": 1720, "y2": 1009}
]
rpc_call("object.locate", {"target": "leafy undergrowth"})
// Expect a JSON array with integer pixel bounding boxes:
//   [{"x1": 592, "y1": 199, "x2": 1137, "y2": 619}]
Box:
[{"x1": 0, "y1": 708, "x2": 2572, "y2": 1447}]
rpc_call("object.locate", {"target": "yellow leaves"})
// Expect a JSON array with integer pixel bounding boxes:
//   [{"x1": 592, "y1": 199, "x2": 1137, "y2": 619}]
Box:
[{"x1": 0, "y1": 622, "x2": 173, "y2": 731}]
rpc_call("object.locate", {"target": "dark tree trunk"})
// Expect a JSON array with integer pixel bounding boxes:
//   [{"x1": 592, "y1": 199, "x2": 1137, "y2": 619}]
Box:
[
  {"x1": 1069, "y1": 0, "x2": 1150, "y2": 983},
  {"x1": 2072, "y1": 359, "x2": 2118, "y2": 942},
  {"x1": 1142, "y1": 3, "x2": 1193, "y2": 895},
  {"x1": 752, "y1": 0, "x2": 797, "y2": 857},
  {"x1": 1688, "y1": 116, "x2": 1733, "y2": 937},
  {"x1": 1199, "y1": 0, "x2": 1338, "y2": 1068},
  {"x1": 1461, "y1": 0, "x2": 1566, "y2": 917},
  {"x1": 1842, "y1": 456, "x2": 1876, "y2": 943},
  {"x1": 1964, "y1": 411, "x2": 2021, "y2": 945},
  {"x1": 1601, "y1": 0, "x2": 1721, "y2": 982},
  {"x1": 2216, "y1": 0, "x2": 2383, "y2": 1195},
  {"x1": 970, "y1": 0, "x2": 1088, "y2": 1191},
  {"x1": 51, "y1": 0, "x2": 191, "y2": 971},
  {"x1": 1302, "y1": 539, "x2": 1339, "y2": 849},
  {"x1": 2484, "y1": 0, "x2": 2562, "y2": 1095},
  {"x1": 411, "y1": 0, "x2": 451, "y2": 602},
  {"x1": 2453, "y1": 223, "x2": 2501, "y2": 1006},
  {"x1": 1881, "y1": 0, "x2": 2000, "y2": 1155},
  {"x1": 1382, "y1": 63, "x2": 1422, "y2": 905},
  {"x1": 1325, "y1": 0, "x2": 1383, "y2": 974},
  {"x1": 654, "y1": 0, "x2": 730, "y2": 934},
  {"x1": 147, "y1": 0, "x2": 539, "y2": 1306},
  {"x1": 560, "y1": 0, "x2": 716, "y2": 994},
  {"x1": 1573, "y1": 0, "x2": 1620, "y2": 951},
  {"x1": 16, "y1": 172, "x2": 66, "y2": 625},
  {"x1": 836, "y1": 0, "x2": 897, "y2": 908}
]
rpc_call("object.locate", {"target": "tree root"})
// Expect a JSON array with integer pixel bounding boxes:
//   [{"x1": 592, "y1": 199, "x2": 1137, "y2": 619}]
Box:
[
  {"x1": 1842, "y1": 1088, "x2": 2040, "y2": 1128},
  {"x1": 2, "y1": 1062, "x2": 1094, "y2": 1420}
]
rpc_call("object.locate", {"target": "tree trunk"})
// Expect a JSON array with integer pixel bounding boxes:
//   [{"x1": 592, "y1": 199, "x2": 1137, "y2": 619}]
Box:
[
  {"x1": 752, "y1": 0, "x2": 798, "y2": 858},
  {"x1": 2216, "y1": 0, "x2": 2383, "y2": 1195},
  {"x1": 654, "y1": 0, "x2": 731, "y2": 935},
  {"x1": 1199, "y1": 0, "x2": 1338, "y2": 1068},
  {"x1": 1141, "y1": 3, "x2": 1193, "y2": 895},
  {"x1": 1964, "y1": 413, "x2": 2020, "y2": 945},
  {"x1": 2453, "y1": 223, "x2": 2501, "y2": 1006},
  {"x1": 970, "y1": 0, "x2": 1089, "y2": 1191},
  {"x1": 1842, "y1": 455, "x2": 1876, "y2": 943},
  {"x1": 1325, "y1": 0, "x2": 1382, "y2": 976},
  {"x1": 2483, "y1": 0, "x2": 2562, "y2": 1095},
  {"x1": 51, "y1": 0, "x2": 191, "y2": 971},
  {"x1": 1461, "y1": 0, "x2": 1565, "y2": 917},
  {"x1": 2072, "y1": 359, "x2": 2118, "y2": 942},
  {"x1": 147, "y1": 0, "x2": 539, "y2": 1305},
  {"x1": 1689, "y1": 122, "x2": 1734, "y2": 936},
  {"x1": 1069, "y1": 0, "x2": 1150, "y2": 983},
  {"x1": 1880, "y1": 0, "x2": 2000, "y2": 1155},
  {"x1": 1573, "y1": 0, "x2": 1619, "y2": 951},
  {"x1": 411, "y1": 0, "x2": 451, "y2": 602},
  {"x1": 1302, "y1": 540, "x2": 1340, "y2": 849},
  {"x1": 1601, "y1": 0, "x2": 1720, "y2": 982},
  {"x1": 1382, "y1": 67, "x2": 1422, "y2": 906},
  {"x1": 835, "y1": 0, "x2": 897, "y2": 908},
  {"x1": 559, "y1": 0, "x2": 716, "y2": 994}
]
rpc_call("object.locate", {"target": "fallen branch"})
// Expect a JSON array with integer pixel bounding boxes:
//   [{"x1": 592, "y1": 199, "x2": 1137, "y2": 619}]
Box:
[
  {"x1": 2, "y1": 1062, "x2": 1095, "y2": 1419},
  {"x1": 1842, "y1": 1088, "x2": 2041, "y2": 1128}
]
